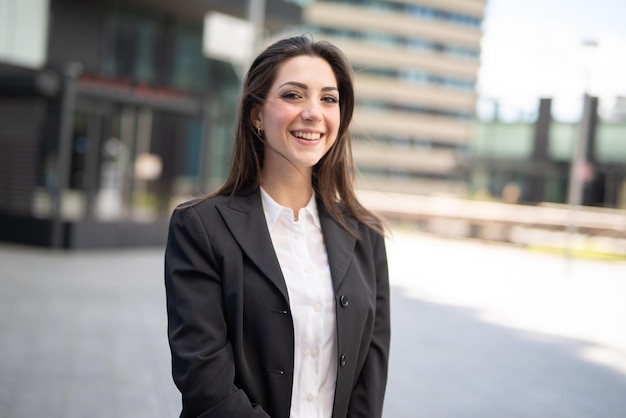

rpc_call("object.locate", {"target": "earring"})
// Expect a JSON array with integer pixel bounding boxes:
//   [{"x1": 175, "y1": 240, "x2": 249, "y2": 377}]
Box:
[{"x1": 257, "y1": 127, "x2": 262, "y2": 137}]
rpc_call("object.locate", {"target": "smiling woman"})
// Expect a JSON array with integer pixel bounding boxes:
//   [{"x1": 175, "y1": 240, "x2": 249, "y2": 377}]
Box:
[{"x1": 164, "y1": 36, "x2": 390, "y2": 418}]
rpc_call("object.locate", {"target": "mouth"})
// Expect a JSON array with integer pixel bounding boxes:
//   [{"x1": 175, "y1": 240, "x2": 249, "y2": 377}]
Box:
[{"x1": 291, "y1": 131, "x2": 322, "y2": 141}]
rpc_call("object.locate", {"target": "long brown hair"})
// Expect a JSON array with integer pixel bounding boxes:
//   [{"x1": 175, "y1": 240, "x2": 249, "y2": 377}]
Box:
[{"x1": 212, "y1": 35, "x2": 384, "y2": 237}]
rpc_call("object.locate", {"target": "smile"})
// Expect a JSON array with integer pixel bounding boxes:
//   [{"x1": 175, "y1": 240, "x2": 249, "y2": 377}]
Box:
[{"x1": 292, "y1": 131, "x2": 322, "y2": 141}]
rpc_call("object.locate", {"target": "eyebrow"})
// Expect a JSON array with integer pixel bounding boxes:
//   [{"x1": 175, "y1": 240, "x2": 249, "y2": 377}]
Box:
[{"x1": 279, "y1": 81, "x2": 338, "y2": 92}]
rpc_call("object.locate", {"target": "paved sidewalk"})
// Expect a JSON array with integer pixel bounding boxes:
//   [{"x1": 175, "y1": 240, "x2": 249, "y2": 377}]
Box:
[
  {"x1": 0, "y1": 245, "x2": 179, "y2": 418},
  {"x1": 384, "y1": 231, "x2": 626, "y2": 418},
  {"x1": 1, "y1": 231, "x2": 625, "y2": 417}
]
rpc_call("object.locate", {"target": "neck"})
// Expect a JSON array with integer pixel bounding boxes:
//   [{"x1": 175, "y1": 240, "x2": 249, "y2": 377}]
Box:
[{"x1": 261, "y1": 167, "x2": 313, "y2": 214}]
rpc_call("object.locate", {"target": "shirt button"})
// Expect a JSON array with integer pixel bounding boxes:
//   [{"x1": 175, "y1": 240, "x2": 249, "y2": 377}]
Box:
[
  {"x1": 306, "y1": 393, "x2": 314, "y2": 402},
  {"x1": 311, "y1": 349, "x2": 319, "y2": 358},
  {"x1": 313, "y1": 303, "x2": 322, "y2": 312},
  {"x1": 304, "y1": 266, "x2": 312, "y2": 273}
]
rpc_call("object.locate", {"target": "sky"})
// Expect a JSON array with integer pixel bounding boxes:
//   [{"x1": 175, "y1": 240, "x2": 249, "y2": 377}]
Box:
[{"x1": 477, "y1": 0, "x2": 626, "y2": 121}]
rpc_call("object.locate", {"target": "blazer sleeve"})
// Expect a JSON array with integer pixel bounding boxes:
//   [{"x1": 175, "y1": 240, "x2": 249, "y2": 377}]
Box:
[
  {"x1": 164, "y1": 206, "x2": 271, "y2": 418},
  {"x1": 347, "y1": 230, "x2": 391, "y2": 418}
]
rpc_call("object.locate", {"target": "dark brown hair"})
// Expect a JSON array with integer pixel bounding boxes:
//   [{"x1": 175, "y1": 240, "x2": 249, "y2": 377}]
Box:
[{"x1": 212, "y1": 35, "x2": 384, "y2": 237}]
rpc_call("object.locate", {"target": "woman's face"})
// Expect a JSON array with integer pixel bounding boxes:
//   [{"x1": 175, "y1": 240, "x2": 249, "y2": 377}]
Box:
[{"x1": 254, "y1": 55, "x2": 340, "y2": 174}]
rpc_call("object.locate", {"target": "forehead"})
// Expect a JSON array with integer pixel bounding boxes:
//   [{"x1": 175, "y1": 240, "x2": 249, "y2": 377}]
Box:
[{"x1": 272, "y1": 55, "x2": 337, "y2": 87}]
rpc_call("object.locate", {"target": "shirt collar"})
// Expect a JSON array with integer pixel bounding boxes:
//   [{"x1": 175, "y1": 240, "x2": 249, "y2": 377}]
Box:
[{"x1": 260, "y1": 187, "x2": 321, "y2": 230}]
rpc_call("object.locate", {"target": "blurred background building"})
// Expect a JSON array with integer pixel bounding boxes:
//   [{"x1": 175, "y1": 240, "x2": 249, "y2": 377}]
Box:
[
  {"x1": 0, "y1": 0, "x2": 301, "y2": 248},
  {"x1": 299, "y1": 0, "x2": 486, "y2": 196},
  {"x1": 471, "y1": 98, "x2": 626, "y2": 208},
  {"x1": 0, "y1": 0, "x2": 625, "y2": 249}
]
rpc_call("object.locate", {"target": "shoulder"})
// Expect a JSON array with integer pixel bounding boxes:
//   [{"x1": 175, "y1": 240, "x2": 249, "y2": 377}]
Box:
[
  {"x1": 168, "y1": 194, "x2": 229, "y2": 229},
  {"x1": 174, "y1": 192, "x2": 248, "y2": 214},
  {"x1": 175, "y1": 193, "x2": 231, "y2": 210},
  {"x1": 337, "y1": 200, "x2": 385, "y2": 241},
  {"x1": 171, "y1": 191, "x2": 261, "y2": 222},
  {"x1": 167, "y1": 194, "x2": 247, "y2": 248},
  {"x1": 318, "y1": 199, "x2": 383, "y2": 245},
  {"x1": 357, "y1": 219, "x2": 385, "y2": 249}
]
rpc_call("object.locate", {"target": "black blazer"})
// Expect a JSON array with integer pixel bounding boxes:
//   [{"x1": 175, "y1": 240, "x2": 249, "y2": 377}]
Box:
[{"x1": 165, "y1": 190, "x2": 390, "y2": 418}]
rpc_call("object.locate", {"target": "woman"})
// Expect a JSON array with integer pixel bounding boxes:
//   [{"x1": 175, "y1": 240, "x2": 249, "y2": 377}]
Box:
[{"x1": 165, "y1": 35, "x2": 390, "y2": 418}]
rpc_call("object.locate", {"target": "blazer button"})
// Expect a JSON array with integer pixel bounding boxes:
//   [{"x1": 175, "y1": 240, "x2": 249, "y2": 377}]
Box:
[
  {"x1": 339, "y1": 354, "x2": 347, "y2": 367},
  {"x1": 339, "y1": 295, "x2": 349, "y2": 308}
]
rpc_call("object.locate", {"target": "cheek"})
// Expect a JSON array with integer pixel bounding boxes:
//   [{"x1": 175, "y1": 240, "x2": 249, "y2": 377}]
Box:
[
  {"x1": 330, "y1": 110, "x2": 341, "y2": 137},
  {"x1": 327, "y1": 123, "x2": 340, "y2": 150},
  {"x1": 263, "y1": 102, "x2": 297, "y2": 124}
]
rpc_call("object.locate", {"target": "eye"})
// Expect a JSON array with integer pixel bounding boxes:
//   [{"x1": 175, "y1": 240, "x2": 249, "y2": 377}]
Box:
[
  {"x1": 322, "y1": 95, "x2": 339, "y2": 104},
  {"x1": 281, "y1": 91, "x2": 302, "y2": 100}
]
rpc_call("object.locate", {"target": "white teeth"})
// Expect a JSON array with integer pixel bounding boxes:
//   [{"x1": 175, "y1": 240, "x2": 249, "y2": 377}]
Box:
[{"x1": 292, "y1": 131, "x2": 321, "y2": 140}]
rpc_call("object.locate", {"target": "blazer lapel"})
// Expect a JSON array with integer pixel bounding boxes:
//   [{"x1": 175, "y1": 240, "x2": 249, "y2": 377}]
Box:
[
  {"x1": 215, "y1": 191, "x2": 290, "y2": 303},
  {"x1": 318, "y1": 203, "x2": 357, "y2": 292}
]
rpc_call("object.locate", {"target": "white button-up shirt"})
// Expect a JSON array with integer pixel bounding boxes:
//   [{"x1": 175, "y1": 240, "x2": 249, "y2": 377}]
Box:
[{"x1": 261, "y1": 188, "x2": 337, "y2": 418}]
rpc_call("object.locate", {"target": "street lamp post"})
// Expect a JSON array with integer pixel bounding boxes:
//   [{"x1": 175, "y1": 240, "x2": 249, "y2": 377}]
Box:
[{"x1": 565, "y1": 40, "x2": 599, "y2": 259}]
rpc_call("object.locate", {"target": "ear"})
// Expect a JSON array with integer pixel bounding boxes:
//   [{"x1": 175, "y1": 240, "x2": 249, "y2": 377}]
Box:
[{"x1": 250, "y1": 105, "x2": 262, "y2": 129}]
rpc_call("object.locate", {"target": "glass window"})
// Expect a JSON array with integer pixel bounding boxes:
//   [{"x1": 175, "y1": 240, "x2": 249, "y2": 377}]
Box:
[
  {"x1": 134, "y1": 19, "x2": 158, "y2": 83},
  {"x1": 173, "y1": 24, "x2": 209, "y2": 91}
]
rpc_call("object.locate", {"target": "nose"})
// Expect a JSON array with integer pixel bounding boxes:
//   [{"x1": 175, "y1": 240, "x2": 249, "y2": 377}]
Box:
[{"x1": 301, "y1": 100, "x2": 322, "y2": 122}]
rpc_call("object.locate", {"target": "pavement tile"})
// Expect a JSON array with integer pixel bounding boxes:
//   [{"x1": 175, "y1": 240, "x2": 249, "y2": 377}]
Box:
[
  {"x1": 0, "y1": 376, "x2": 16, "y2": 418},
  {"x1": 10, "y1": 374, "x2": 69, "y2": 418},
  {"x1": 114, "y1": 383, "x2": 162, "y2": 418},
  {"x1": 65, "y1": 377, "x2": 114, "y2": 418}
]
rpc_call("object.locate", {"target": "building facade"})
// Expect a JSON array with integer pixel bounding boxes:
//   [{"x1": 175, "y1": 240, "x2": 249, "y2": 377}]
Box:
[
  {"x1": 301, "y1": 0, "x2": 487, "y2": 195},
  {"x1": 0, "y1": 0, "x2": 301, "y2": 248},
  {"x1": 470, "y1": 98, "x2": 626, "y2": 209}
]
